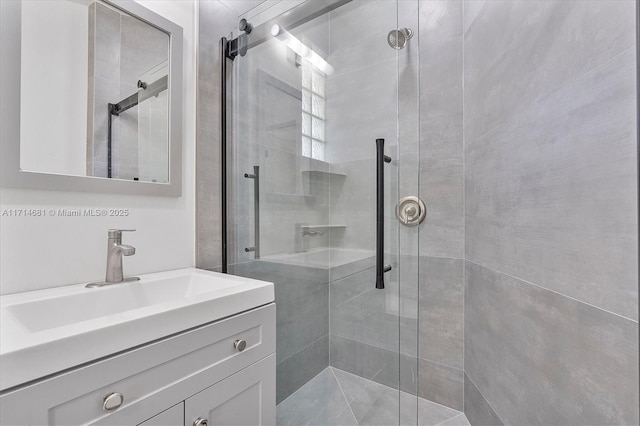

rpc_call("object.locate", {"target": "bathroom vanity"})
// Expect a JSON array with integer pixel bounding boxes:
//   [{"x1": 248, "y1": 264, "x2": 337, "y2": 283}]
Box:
[{"x1": 0, "y1": 269, "x2": 276, "y2": 426}]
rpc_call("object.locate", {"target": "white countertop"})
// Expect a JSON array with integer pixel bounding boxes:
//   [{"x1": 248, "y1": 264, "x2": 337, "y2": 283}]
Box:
[{"x1": 0, "y1": 268, "x2": 274, "y2": 391}]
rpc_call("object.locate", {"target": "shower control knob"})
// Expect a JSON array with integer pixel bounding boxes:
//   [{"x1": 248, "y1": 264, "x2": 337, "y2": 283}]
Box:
[
  {"x1": 193, "y1": 417, "x2": 208, "y2": 426},
  {"x1": 234, "y1": 339, "x2": 247, "y2": 352},
  {"x1": 396, "y1": 196, "x2": 426, "y2": 226}
]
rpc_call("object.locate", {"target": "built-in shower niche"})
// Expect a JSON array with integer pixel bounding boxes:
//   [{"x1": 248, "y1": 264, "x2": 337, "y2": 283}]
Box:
[{"x1": 301, "y1": 168, "x2": 346, "y2": 204}]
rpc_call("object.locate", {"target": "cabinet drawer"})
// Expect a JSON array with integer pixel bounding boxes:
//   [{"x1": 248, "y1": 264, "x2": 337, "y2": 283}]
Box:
[
  {"x1": 137, "y1": 402, "x2": 184, "y2": 426},
  {"x1": 185, "y1": 354, "x2": 275, "y2": 426},
  {"x1": 0, "y1": 304, "x2": 275, "y2": 426}
]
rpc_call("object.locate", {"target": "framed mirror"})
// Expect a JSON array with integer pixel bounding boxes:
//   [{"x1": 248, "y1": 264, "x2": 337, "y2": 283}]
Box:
[{"x1": 0, "y1": 0, "x2": 183, "y2": 196}]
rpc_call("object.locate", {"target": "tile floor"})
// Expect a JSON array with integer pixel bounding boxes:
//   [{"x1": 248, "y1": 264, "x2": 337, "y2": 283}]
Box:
[{"x1": 277, "y1": 367, "x2": 471, "y2": 426}]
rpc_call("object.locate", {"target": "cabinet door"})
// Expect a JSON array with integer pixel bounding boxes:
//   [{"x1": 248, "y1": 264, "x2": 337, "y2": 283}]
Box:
[
  {"x1": 138, "y1": 402, "x2": 184, "y2": 426},
  {"x1": 185, "y1": 354, "x2": 275, "y2": 426}
]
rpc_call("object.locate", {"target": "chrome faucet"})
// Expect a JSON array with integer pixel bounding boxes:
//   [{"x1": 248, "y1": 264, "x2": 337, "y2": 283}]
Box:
[
  {"x1": 302, "y1": 230, "x2": 325, "y2": 237},
  {"x1": 86, "y1": 229, "x2": 139, "y2": 288},
  {"x1": 295, "y1": 223, "x2": 326, "y2": 252}
]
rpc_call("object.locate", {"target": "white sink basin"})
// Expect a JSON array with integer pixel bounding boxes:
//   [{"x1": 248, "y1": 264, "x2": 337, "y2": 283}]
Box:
[{"x1": 0, "y1": 268, "x2": 274, "y2": 391}]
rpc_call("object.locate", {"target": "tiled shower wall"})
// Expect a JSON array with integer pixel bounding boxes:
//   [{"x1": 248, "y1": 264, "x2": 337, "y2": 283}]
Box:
[
  {"x1": 416, "y1": 0, "x2": 465, "y2": 410},
  {"x1": 328, "y1": 0, "x2": 465, "y2": 411},
  {"x1": 462, "y1": 1, "x2": 639, "y2": 425},
  {"x1": 197, "y1": 1, "x2": 639, "y2": 424},
  {"x1": 197, "y1": 0, "x2": 332, "y2": 405},
  {"x1": 197, "y1": 0, "x2": 240, "y2": 270}
]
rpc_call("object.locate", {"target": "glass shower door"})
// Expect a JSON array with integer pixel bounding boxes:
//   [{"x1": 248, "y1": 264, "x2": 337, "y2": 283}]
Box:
[{"x1": 227, "y1": 0, "x2": 420, "y2": 424}]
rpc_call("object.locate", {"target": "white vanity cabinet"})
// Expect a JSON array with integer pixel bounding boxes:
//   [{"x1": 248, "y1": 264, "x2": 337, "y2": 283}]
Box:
[
  {"x1": 0, "y1": 304, "x2": 276, "y2": 426},
  {"x1": 138, "y1": 403, "x2": 184, "y2": 426},
  {"x1": 184, "y1": 355, "x2": 275, "y2": 426}
]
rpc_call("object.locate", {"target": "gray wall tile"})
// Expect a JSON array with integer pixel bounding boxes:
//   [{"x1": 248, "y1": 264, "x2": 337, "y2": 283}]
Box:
[
  {"x1": 463, "y1": 0, "x2": 485, "y2": 34},
  {"x1": 418, "y1": 157, "x2": 464, "y2": 259},
  {"x1": 277, "y1": 335, "x2": 329, "y2": 404},
  {"x1": 437, "y1": 414, "x2": 471, "y2": 426},
  {"x1": 276, "y1": 368, "x2": 357, "y2": 426},
  {"x1": 198, "y1": 3, "x2": 638, "y2": 425},
  {"x1": 465, "y1": 48, "x2": 638, "y2": 320},
  {"x1": 417, "y1": 358, "x2": 463, "y2": 411},
  {"x1": 465, "y1": 261, "x2": 639, "y2": 425},
  {"x1": 119, "y1": 14, "x2": 167, "y2": 86},
  {"x1": 275, "y1": 276, "x2": 328, "y2": 363},
  {"x1": 463, "y1": 373, "x2": 504, "y2": 426},
  {"x1": 228, "y1": 260, "x2": 329, "y2": 362},
  {"x1": 330, "y1": 268, "x2": 401, "y2": 353},
  {"x1": 462, "y1": 2, "x2": 638, "y2": 425},
  {"x1": 419, "y1": 0, "x2": 462, "y2": 44},
  {"x1": 330, "y1": 334, "x2": 400, "y2": 390},
  {"x1": 197, "y1": 0, "x2": 237, "y2": 269},
  {"x1": 333, "y1": 367, "x2": 400, "y2": 425},
  {"x1": 418, "y1": 257, "x2": 464, "y2": 370},
  {"x1": 417, "y1": 397, "x2": 461, "y2": 426},
  {"x1": 418, "y1": 0, "x2": 464, "y2": 259},
  {"x1": 464, "y1": 0, "x2": 635, "y2": 142},
  {"x1": 93, "y1": 3, "x2": 120, "y2": 81}
]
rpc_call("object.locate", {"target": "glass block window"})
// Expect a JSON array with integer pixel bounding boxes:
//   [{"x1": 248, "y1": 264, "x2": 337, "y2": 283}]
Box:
[{"x1": 301, "y1": 61, "x2": 326, "y2": 161}]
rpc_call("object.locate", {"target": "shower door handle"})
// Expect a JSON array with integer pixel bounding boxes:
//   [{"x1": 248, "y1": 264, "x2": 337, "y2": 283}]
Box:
[
  {"x1": 244, "y1": 166, "x2": 260, "y2": 259},
  {"x1": 376, "y1": 138, "x2": 392, "y2": 289}
]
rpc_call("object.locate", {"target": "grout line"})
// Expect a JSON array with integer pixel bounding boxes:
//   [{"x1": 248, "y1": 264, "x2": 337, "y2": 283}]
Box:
[
  {"x1": 437, "y1": 413, "x2": 469, "y2": 426},
  {"x1": 332, "y1": 332, "x2": 464, "y2": 373},
  {"x1": 465, "y1": 259, "x2": 638, "y2": 324},
  {"x1": 333, "y1": 367, "x2": 402, "y2": 396},
  {"x1": 419, "y1": 355, "x2": 463, "y2": 374},
  {"x1": 331, "y1": 254, "x2": 464, "y2": 309},
  {"x1": 331, "y1": 367, "x2": 360, "y2": 425},
  {"x1": 333, "y1": 367, "x2": 462, "y2": 423},
  {"x1": 461, "y1": 3, "x2": 466, "y2": 406},
  {"x1": 330, "y1": 264, "x2": 376, "y2": 286},
  {"x1": 461, "y1": 0, "x2": 466, "y2": 407},
  {"x1": 419, "y1": 396, "x2": 462, "y2": 416},
  {"x1": 416, "y1": 254, "x2": 465, "y2": 261},
  {"x1": 416, "y1": 0, "x2": 423, "y2": 422},
  {"x1": 464, "y1": 371, "x2": 506, "y2": 426},
  {"x1": 434, "y1": 413, "x2": 466, "y2": 426},
  {"x1": 276, "y1": 366, "x2": 332, "y2": 408},
  {"x1": 277, "y1": 333, "x2": 328, "y2": 367},
  {"x1": 329, "y1": 333, "x2": 399, "y2": 360}
]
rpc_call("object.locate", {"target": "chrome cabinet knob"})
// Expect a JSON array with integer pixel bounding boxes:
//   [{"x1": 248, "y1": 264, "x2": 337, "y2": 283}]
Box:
[
  {"x1": 102, "y1": 392, "x2": 124, "y2": 412},
  {"x1": 193, "y1": 417, "x2": 208, "y2": 426},
  {"x1": 234, "y1": 339, "x2": 247, "y2": 352}
]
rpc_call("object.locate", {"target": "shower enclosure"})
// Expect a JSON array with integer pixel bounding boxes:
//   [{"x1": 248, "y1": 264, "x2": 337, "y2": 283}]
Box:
[
  {"x1": 221, "y1": 0, "x2": 427, "y2": 424},
  {"x1": 206, "y1": 0, "x2": 639, "y2": 424}
]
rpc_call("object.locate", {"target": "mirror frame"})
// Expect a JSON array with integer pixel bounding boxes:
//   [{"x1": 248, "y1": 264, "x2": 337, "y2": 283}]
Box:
[{"x1": 0, "y1": 0, "x2": 183, "y2": 196}]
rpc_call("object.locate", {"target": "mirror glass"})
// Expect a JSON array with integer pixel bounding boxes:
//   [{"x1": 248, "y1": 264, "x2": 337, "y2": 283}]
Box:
[{"x1": 19, "y1": 0, "x2": 170, "y2": 183}]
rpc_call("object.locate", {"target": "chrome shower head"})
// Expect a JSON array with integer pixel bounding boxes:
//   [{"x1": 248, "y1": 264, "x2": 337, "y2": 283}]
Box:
[{"x1": 387, "y1": 28, "x2": 413, "y2": 50}]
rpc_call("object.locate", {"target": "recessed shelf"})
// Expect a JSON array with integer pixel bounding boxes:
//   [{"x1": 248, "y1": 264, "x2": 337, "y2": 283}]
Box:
[
  {"x1": 265, "y1": 192, "x2": 316, "y2": 202},
  {"x1": 301, "y1": 170, "x2": 347, "y2": 179},
  {"x1": 300, "y1": 224, "x2": 347, "y2": 230}
]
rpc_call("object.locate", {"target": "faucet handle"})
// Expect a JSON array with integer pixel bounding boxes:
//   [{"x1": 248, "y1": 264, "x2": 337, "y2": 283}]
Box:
[{"x1": 108, "y1": 229, "x2": 136, "y2": 238}]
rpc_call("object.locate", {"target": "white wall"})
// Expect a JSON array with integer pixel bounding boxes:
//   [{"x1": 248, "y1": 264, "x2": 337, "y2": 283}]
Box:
[
  {"x1": 0, "y1": 0, "x2": 196, "y2": 295},
  {"x1": 20, "y1": 0, "x2": 89, "y2": 176}
]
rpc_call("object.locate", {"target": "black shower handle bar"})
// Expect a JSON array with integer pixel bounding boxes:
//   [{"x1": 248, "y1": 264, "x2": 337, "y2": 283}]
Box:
[
  {"x1": 376, "y1": 138, "x2": 392, "y2": 289},
  {"x1": 244, "y1": 165, "x2": 260, "y2": 259}
]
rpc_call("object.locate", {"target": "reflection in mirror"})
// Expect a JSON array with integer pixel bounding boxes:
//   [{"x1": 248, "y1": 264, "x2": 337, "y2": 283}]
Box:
[{"x1": 19, "y1": 0, "x2": 170, "y2": 183}]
